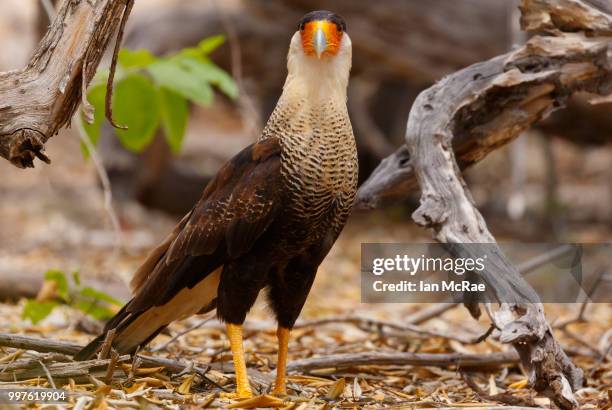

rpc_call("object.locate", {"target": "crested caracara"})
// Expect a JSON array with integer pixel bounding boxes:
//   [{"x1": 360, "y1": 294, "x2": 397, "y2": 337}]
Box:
[{"x1": 76, "y1": 10, "x2": 356, "y2": 398}]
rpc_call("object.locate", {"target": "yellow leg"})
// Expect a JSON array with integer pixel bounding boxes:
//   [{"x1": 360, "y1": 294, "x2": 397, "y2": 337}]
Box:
[
  {"x1": 226, "y1": 323, "x2": 253, "y2": 398},
  {"x1": 272, "y1": 327, "x2": 290, "y2": 395}
]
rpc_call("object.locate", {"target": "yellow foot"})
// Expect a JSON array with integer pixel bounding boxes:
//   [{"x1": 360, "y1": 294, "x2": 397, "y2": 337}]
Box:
[
  {"x1": 227, "y1": 394, "x2": 285, "y2": 409},
  {"x1": 225, "y1": 323, "x2": 254, "y2": 399},
  {"x1": 220, "y1": 388, "x2": 253, "y2": 399},
  {"x1": 271, "y1": 387, "x2": 287, "y2": 397}
]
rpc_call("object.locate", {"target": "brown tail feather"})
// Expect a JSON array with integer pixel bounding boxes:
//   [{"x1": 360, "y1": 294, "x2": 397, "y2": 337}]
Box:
[
  {"x1": 74, "y1": 307, "x2": 167, "y2": 360},
  {"x1": 75, "y1": 267, "x2": 222, "y2": 361}
]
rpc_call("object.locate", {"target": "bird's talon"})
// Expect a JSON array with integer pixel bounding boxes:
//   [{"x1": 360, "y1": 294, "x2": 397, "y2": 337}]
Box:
[
  {"x1": 220, "y1": 389, "x2": 253, "y2": 400},
  {"x1": 271, "y1": 389, "x2": 287, "y2": 397}
]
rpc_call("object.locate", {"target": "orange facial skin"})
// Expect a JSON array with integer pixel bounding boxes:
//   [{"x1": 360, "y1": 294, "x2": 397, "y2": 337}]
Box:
[{"x1": 300, "y1": 20, "x2": 343, "y2": 58}]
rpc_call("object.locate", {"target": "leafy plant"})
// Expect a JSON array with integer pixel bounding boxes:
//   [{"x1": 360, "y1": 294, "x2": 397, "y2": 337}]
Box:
[
  {"x1": 81, "y1": 35, "x2": 237, "y2": 155},
  {"x1": 22, "y1": 270, "x2": 124, "y2": 324}
]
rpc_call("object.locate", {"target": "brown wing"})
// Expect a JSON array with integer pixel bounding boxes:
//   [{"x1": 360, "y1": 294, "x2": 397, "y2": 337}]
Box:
[{"x1": 127, "y1": 137, "x2": 283, "y2": 312}]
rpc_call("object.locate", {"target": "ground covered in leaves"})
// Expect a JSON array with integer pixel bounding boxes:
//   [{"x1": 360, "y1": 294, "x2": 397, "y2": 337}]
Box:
[{"x1": 0, "y1": 131, "x2": 610, "y2": 409}]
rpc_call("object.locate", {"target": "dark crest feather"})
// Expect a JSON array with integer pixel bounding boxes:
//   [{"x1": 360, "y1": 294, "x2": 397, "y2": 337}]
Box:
[{"x1": 298, "y1": 10, "x2": 347, "y2": 32}]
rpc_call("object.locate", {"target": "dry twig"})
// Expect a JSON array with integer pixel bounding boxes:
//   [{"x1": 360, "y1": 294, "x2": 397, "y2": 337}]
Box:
[
  {"x1": 37, "y1": 360, "x2": 57, "y2": 389},
  {"x1": 98, "y1": 328, "x2": 116, "y2": 360},
  {"x1": 462, "y1": 372, "x2": 538, "y2": 408},
  {"x1": 104, "y1": 0, "x2": 133, "y2": 130},
  {"x1": 76, "y1": 121, "x2": 124, "y2": 255},
  {"x1": 295, "y1": 316, "x2": 490, "y2": 344},
  {"x1": 151, "y1": 317, "x2": 212, "y2": 353}
]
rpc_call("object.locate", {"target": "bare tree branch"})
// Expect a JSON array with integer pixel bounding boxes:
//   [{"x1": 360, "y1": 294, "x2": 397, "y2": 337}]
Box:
[{"x1": 0, "y1": 0, "x2": 134, "y2": 168}]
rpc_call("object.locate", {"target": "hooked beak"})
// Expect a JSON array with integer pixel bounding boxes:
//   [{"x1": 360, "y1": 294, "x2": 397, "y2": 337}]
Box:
[{"x1": 313, "y1": 26, "x2": 327, "y2": 59}]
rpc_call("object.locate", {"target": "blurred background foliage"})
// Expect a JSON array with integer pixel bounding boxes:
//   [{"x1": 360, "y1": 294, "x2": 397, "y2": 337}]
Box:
[{"x1": 22, "y1": 269, "x2": 123, "y2": 324}]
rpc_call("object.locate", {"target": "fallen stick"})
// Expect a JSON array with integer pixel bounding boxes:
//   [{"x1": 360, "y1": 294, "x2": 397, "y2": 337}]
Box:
[
  {"x1": 0, "y1": 353, "x2": 71, "y2": 373},
  {"x1": 405, "y1": 304, "x2": 458, "y2": 325},
  {"x1": 0, "y1": 356, "x2": 129, "y2": 382},
  {"x1": 0, "y1": 334, "x2": 82, "y2": 356},
  {"x1": 287, "y1": 351, "x2": 519, "y2": 373},
  {"x1": 0, "y1": 333, "x2": 194, "y2": 375}
]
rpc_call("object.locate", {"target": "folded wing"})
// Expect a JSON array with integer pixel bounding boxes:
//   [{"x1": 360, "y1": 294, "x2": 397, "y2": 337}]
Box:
[{"x1": 75, "y1": 137, "x2": 284, "y2": 359}]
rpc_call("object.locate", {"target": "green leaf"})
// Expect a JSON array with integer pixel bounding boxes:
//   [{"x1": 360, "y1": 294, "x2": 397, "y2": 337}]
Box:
[
  {"x1": 159, "y1": 87, "x2": 188, "y2": 154},
  {"x1": 44, "y1": 270, "x2": 69, "y2": 302},
  {"x1": 22, "y1": 300, "x2": 58, "y2": 324},
  {"x1": 74, "y1": 287, "x2": 123, "y2": 321},
  {"x1": 177, "y1": 56, "x2": 238, "y2": 99},
  {"x1": 79, "y1": 287, "x2": 124, "y2": 307},
  {"x1": 119, "y1": 49, "x2": 157, "y2": 69},
  {"x1": 176, "y1": 47, "x2": 202, "y2": 60},
  {"x1": 198, "y1": 35, "x2": 225, "y2": 55},
  {"x1": 148, "y1": 59, "x2": 214, "y2": 106},
  {"x1": 73, "y1": 301, "x2": 116, "y2": 321},
  {"x1": 81, "y1": 84, "x2": 107, "y2": 157},
  {"x1": 113, "y1": 74, "x2": 161, "y2": 152}
]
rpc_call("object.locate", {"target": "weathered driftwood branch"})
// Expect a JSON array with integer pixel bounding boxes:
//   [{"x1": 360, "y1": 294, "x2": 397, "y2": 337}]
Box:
[
  {"x1": 355, "y1": 0, "x2": 612, "y2": 209},
  {"x1": 0, "y1": 0, "x2": 132, "y2": 168},
  {"x1": 355, "y1": 1, "x2": 612, "y2": 408}
]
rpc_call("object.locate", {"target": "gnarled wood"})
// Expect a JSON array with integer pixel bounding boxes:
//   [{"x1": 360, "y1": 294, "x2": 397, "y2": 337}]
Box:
[
  {"x1": 0, "y1": 0, "x2": 132, "y2": 168},
  {"x1": 357, "y1": 0, "x2": 611, "y2": 408},
  {"x1": 355, "y1": 0, "x2": 612, "y2": 210}
]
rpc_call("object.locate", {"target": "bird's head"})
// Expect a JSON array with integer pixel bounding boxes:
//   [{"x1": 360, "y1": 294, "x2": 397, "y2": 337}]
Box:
[
  {"x1": 286, "y1": 11, "x2": 351, "y2": 95},
  {"x1": 297, "y1": 10, "x2": 347, "y2": 60}
]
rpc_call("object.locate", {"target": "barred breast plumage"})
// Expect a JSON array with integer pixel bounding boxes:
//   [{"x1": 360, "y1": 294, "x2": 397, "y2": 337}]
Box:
[{"x1": 261, "y1": 92, "x2": 358, "y2": 247}]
